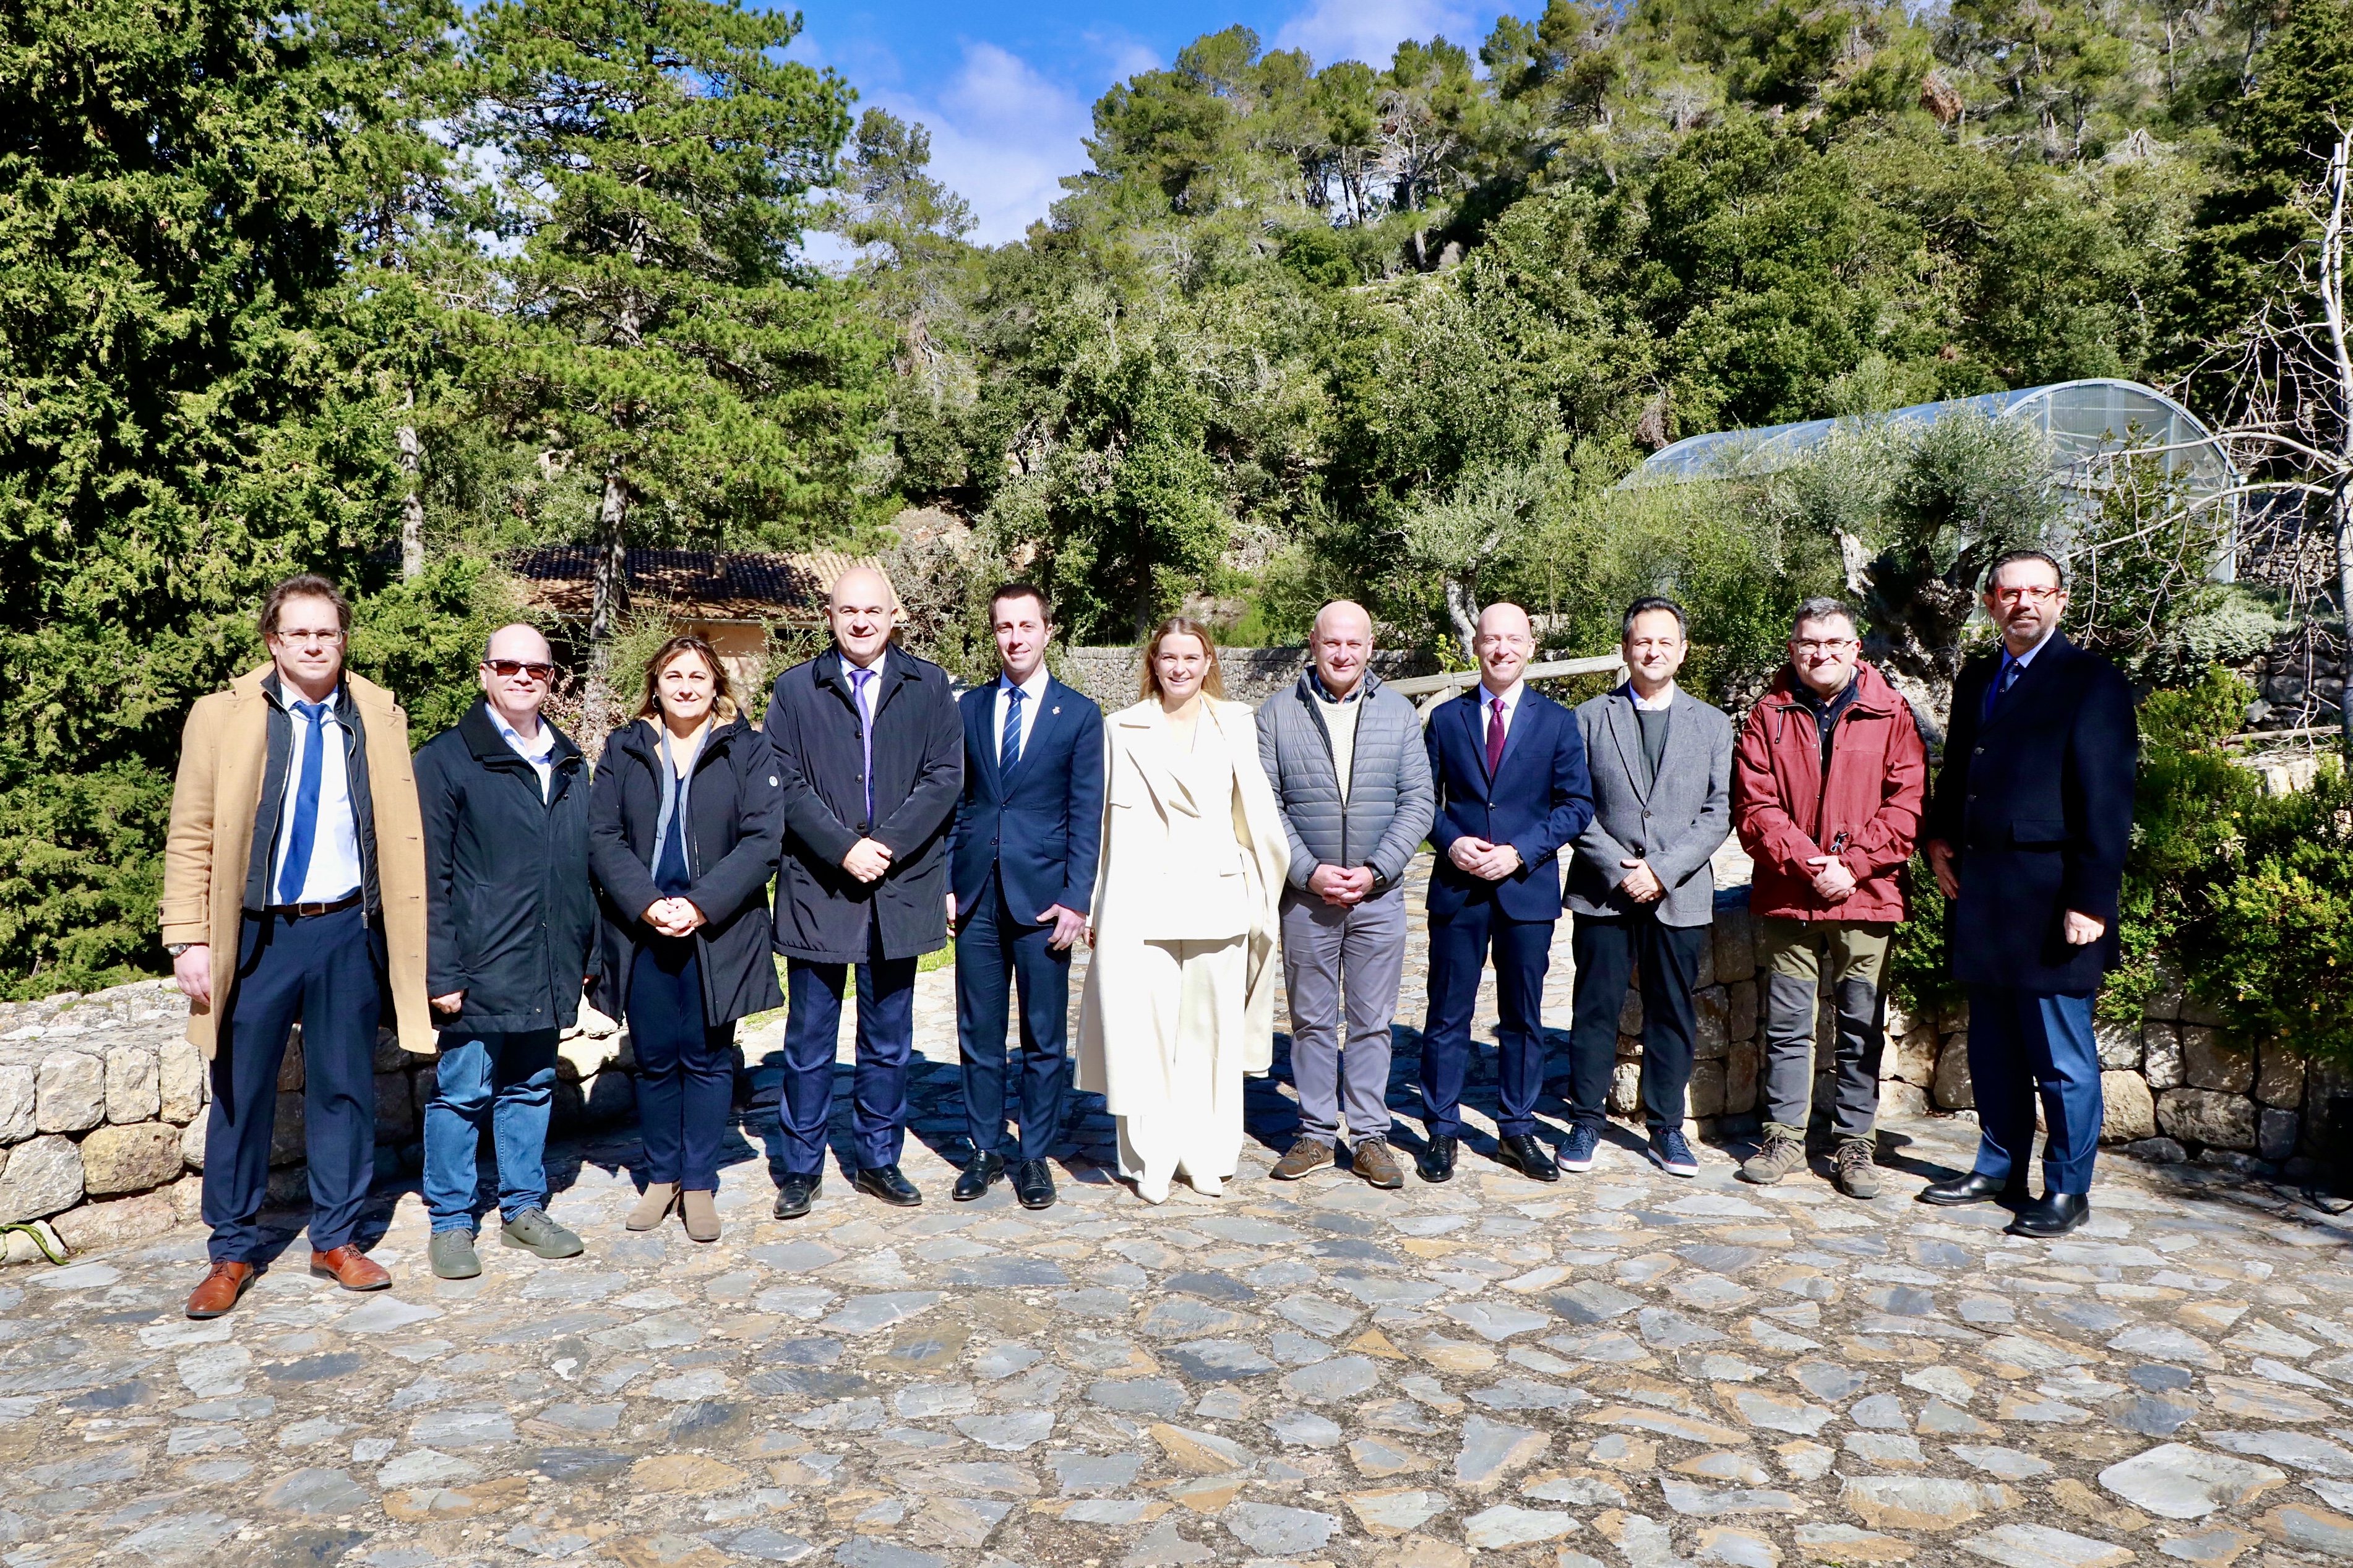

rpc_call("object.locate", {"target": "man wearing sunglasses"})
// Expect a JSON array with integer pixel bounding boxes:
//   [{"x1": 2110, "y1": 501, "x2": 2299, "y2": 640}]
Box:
[
  {"x1": 409, "y1": 625, "x2": 598, "y2": 1278},
  {"x1": 1919, "y1": 550, "x2": 2137, "y2": 1238},
  {"x1": 162, "y1": 575, "x2": 433, "y2": 1317}
]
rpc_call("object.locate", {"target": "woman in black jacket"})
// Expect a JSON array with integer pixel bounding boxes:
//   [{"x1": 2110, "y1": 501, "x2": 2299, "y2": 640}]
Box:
[{"x1": 588, "y1": 636, "x2": 785, "y2": 1241}]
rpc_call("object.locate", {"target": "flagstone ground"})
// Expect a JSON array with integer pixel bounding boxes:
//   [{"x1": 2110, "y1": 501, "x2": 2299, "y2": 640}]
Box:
[{"x1": 5, "y1": 854, "x2": 2353, "y2": 1568}]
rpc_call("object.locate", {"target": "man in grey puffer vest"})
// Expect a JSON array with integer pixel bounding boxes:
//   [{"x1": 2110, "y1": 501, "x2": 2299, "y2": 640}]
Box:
[{"x1": 1257, "y1": 601, "x2": 1436, "y2": 1188}]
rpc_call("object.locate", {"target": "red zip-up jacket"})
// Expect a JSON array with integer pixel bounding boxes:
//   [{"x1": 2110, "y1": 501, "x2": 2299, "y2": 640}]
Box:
[{"x1": 1732, "y1": 660, "x2": 1928, "y2": 924}]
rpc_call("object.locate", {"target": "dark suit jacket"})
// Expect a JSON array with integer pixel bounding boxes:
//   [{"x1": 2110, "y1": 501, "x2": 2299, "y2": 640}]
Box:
[
  {"x1": 1424, "y1": 684, "x2": 1596, "y2": 923},
  {"x1": 949, "y1": 675, "x2": 1105, "y2": 922},
  {"x1": 1924, "y1": 632, "x2": 2137, "y2": 993},
  {"x1": 764, "y1": 647, "x2": 963, "y2": 964}
]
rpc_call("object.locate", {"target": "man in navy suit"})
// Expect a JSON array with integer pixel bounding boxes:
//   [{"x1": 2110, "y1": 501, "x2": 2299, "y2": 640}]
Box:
[
  {"x1": 947, "y1": 583, "x2": 1104, "y2": 1210},
  {"x1": 1417, "y1": 601, "x2": 1596, "y2": 1183},
  {"x1": 1920, "y1": 549, "x2": 2136, "y2": 1239}
]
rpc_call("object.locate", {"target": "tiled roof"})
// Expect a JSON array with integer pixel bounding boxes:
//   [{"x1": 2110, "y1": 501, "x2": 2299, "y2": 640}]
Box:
[{"x1": 509, "y1": 548, "x2": 877, "y2": 623}]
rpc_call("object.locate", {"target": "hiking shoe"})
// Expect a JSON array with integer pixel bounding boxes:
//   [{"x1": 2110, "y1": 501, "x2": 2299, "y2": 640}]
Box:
[
  {"x1": 499, "y1": 1207, "x2": 583, "y2": 1259},
  {"x1": 1650, "y1": 1128, "x2": 1700, "y2": 1177},
  {"x1": 428, "y1": 1228, "x2": 481, "y2": 1280},
  {"x1": 1739, "y1": 1131, "x2": 1808, "y2": 1186},
  {"x1": 1351, "y1": 1137, "x2": 1404, "y2": 1189},
  {"x1": 1271, "y1": 1135, "x2": 1335, "y2": 1181},
  {"x1": 1835, "y1": 1138, "x2": 1882, "y2": 1199},
  {"x1": 1559, "y1": 1123, "x2": 1601, "y2": 1173}
]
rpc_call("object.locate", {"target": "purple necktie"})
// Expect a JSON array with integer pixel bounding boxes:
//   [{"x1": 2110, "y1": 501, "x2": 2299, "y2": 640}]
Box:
[
  {"x1": 850, "y1": 666, "x2": 875, "y2": 824},
  {"x1": 1486, "y1": 696, "x2": 1507, "y2": 776}
]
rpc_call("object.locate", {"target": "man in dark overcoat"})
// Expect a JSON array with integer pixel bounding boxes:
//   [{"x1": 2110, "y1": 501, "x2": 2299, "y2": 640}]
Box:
[
  {"x1": 1920, "y1": 549, "x2": 2137, "y2": 1238},
  {"x1": 764, "y1": 567, "x2": 963, "y2": 1215}
]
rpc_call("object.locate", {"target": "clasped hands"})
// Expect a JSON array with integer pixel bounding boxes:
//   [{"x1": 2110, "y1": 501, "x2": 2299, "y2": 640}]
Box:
[
  {"x1": 1447, "y1": 837, "x2": 1523, "y2": 881},
  {"x1": 641, "y1": 896, "x2": 706, "y2": 938},
  {"x1": 1309, "y1": 863, "x2": 1377, "y2": 907}
]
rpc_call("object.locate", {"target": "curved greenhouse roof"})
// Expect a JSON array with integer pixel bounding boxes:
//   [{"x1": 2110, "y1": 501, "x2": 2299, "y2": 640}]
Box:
[{"x1": 1628, "y1": 377, "x2": 2237, "y2": 507}]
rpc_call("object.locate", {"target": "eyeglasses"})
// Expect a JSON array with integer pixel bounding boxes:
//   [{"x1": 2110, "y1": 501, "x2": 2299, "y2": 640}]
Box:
[
  {"x1": 1792, "y1": 638, "x2": 1857, "y2": 655},
  {"x1": 1989, "y1": 585, "x2": 2064, "y2": 605},
  {"x1": 274, "y1": 628, "x2": 343, "y2": 646},
  {"x1": 486, "y1": 659, "x2": 556, "y2": 683}
]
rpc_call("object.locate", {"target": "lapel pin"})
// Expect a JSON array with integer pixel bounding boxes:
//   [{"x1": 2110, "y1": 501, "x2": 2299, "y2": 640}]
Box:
[{"x1": 1052, "y1": 705, "x2": 1060, "y2": 714}]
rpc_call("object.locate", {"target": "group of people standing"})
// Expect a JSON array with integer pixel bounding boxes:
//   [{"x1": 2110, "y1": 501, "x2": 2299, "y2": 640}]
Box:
[{"x1": 160, "y1": 549, "x2": 2133, "y2": 1322}]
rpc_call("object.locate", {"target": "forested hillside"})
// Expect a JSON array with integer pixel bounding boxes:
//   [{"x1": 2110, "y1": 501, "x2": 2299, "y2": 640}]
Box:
[{"x1": 3, "y1": 0, "x2": 2349, "y2": 993}]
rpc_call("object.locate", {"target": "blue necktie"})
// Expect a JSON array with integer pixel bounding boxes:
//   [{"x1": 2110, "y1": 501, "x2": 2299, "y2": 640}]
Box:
[
  {"x1": 277, "y1": 701, "x2": 329, "y2": 904},
  {"x1": 1981, "y1": 655, "x2": 2022, "y2": 725},
  {"x1": 1001, "y1": 683, "x2": 1024, "y2": 771},
  {"x1": 850, "y1": 667, "x2": 875, "y2": 824}
]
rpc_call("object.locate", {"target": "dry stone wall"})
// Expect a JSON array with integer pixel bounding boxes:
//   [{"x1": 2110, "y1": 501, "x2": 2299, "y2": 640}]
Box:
[{"x1": 3, "y1": 901, "x2": 2333, "y2": 1251}]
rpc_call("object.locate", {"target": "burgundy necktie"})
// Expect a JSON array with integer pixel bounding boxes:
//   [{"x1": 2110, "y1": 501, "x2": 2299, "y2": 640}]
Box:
[{"x1": 1486, "y1": 696, "x2": 1507, "y2": 775}]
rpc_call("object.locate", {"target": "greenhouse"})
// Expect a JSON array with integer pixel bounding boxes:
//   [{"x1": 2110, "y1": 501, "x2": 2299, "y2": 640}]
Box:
[{"x1": 1627, "y1": 377, "x2": 2240, "y2": 515}]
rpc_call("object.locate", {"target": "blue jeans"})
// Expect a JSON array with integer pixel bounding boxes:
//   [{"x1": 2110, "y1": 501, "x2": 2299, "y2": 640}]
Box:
[{"x1": 424, "y1": 1029, "x2": 559, "y2": 1232}]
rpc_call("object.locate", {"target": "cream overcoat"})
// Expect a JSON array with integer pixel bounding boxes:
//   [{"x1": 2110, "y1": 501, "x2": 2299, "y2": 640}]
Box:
[
  {"x1": 159, "y1": 665, "x2": 433, "y2": 1060},
  {"x1": 1075, "y1": 696, "x2": 1291, "y2": 1110}
]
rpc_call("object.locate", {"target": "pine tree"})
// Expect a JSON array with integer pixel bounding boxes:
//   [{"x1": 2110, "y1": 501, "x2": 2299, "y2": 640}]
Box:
[{"x1": 460, "y1": 0, "x2": 889, "y2": 729}]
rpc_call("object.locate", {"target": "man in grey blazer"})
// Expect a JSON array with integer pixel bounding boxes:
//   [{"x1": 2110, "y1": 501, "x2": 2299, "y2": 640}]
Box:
[{"x1": 1561, "y1": 597, "x2": 1734, "y2": 1178}]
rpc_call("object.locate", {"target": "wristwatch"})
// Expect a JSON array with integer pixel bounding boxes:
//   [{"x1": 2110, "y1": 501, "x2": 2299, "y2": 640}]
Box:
[{"x1": 165, "y1": 943, "x2": 192, "y2": 958}]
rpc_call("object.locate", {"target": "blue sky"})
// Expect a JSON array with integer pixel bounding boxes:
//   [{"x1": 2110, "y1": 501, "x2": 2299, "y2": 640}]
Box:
[{"x1": 786, "y1": 0, "x2": 1536, "y2": 244}]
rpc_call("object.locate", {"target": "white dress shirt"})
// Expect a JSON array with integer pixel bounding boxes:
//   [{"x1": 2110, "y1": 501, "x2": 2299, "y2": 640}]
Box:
[
  {"x1": 1479, "y1": 677, "x2": 1527, "y2": 745},
  {"x1": 1631, "y1": 680, "x2": 1678, "y2": 712},
  {"x1": 490, "y1": 705, "x2": 556, "y2": 802},
  {"x1": 273, "y1": 690, "x2": 363, "y2": 904},
  {"x1": 993, "y1": 666, "x2": 1050, "y2": 763}
]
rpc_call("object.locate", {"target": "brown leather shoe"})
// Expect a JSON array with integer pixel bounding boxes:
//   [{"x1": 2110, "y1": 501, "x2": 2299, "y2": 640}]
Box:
[
  {"x1": 309, "y1": 1245, "x2": 392, "y2": 1292},
  {"x1": 1270, "y1": 1135, "x2": 1334, "y2": 1181},
  {"x1": 185, "y1": 1261, "x2": 256, "y2": 1319}
]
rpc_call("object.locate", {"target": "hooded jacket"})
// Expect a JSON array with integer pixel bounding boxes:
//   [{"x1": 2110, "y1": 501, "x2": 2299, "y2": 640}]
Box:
[{"x1": 1732, "y1": 659, "x2": 1929, "y2": 925}]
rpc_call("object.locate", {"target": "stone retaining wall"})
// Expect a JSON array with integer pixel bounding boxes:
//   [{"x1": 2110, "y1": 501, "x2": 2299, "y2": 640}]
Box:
[{"x1": 4, "y1": 902, "x2": 2336, "y2": 1255}]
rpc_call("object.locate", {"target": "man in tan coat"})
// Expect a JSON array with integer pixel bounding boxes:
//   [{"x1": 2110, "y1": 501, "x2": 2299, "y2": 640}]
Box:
[{"x1": 161, "y1": 574, "x2": 432, "y2": 1317}]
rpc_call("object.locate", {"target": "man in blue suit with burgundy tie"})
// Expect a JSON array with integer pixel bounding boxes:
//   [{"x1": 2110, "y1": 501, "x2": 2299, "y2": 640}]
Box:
[
  {"x1": 947, "y1": 583, "x2": 1104, "y2": 1210},
  {"x1": 1416, "y1": 601, "x2": 1596, "y2": 1184}
]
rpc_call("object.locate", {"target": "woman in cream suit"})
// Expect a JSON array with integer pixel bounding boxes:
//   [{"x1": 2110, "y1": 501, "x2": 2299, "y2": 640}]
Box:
[{"x1": 1078, "y1": 618, "x2": 1291, "y2": 1203}]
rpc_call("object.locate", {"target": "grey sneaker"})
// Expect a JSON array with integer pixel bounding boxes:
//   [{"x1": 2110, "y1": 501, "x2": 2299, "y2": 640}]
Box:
[
  {"x1": 499, "y1": 1207, "x2": 585, "y2": 1259},
  {"x1": 1739, "y1": 1131, "x2": 1807, "y2": 1186},
  {"x1": 1835, "y1": 1139, "x2": 1882, "y2": 1200},
  {"x1": 428, "y1": 1228, "x2": 481, "y2": 1279}
]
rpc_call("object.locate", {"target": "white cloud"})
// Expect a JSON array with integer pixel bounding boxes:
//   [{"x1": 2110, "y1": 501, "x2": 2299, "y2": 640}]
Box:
[
  {"x1": 1272, "y1": 0, "x2": 1489, "y2": 69},
  {"x1": 870, "y1": 43, "x2": 1095, "y2": 246}
]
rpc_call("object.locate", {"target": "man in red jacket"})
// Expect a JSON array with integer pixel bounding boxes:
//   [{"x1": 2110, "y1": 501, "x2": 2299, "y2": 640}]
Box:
[{"x1": 1731, "y1": 597, "x2": 1928, "y2": 1197}]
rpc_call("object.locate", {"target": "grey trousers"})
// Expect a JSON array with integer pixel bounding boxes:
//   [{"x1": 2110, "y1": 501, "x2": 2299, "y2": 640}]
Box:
[
  {"x1": 1280, "y1": 887, "x2": 1408, "y2": 1142},
  {"x1": 1757, "y1": 916, "x2": 1893, "y2": 1143}
]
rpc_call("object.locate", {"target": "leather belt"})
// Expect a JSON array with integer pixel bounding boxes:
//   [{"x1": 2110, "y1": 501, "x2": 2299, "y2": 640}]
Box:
[{"x1": 258, "y1": 891, "x2": 363, "y2": 919}]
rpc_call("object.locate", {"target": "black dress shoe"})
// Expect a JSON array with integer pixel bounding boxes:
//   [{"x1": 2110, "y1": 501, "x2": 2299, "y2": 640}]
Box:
[
  {"x1": 1013, "y1": 1159, "x2": 1056, "y2": 1210},
  {"x1": 954, "y1": 1152, "x2": 1005, "y2": 1202},
  {"x1": 1496, "y1": 1133, "x2": 1561, "y2": 1183},
  {"x1": 772, "y1": 1174, "x2": 821, "y2": 1220},
  {"x1": 854, "y1": 1164, "x2": 923, "y2": 1207},
  {"x1": 1417, "y1": 1136, "x2": 1458, "y2": 1183},
  {"x1": 2006, "y1": 1191, "x2": 2091, "y2": 1238},
  {"x1": 1916, "y1": 1171, "x2": 2028, "y2": 1207}
]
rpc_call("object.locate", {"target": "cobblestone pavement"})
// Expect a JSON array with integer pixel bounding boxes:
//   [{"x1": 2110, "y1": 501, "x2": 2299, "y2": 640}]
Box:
[{"x1": 9, "y1": 863, "x2": 2353, "y2": 1567}]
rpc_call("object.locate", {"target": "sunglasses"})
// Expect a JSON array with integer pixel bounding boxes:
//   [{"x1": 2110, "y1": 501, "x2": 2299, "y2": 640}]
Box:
[{"x1": 485, "y1": 659, "x2": 556, "y2": 682}]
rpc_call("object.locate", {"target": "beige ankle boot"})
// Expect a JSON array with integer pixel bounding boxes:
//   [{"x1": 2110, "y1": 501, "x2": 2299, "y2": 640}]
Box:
[
  {"x1": 626, "y1": 1182, "x2": 679, "y2": 1232},
  {"x1": 681, "y1": 1189, "x2": 720, "y2": 1243}
]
